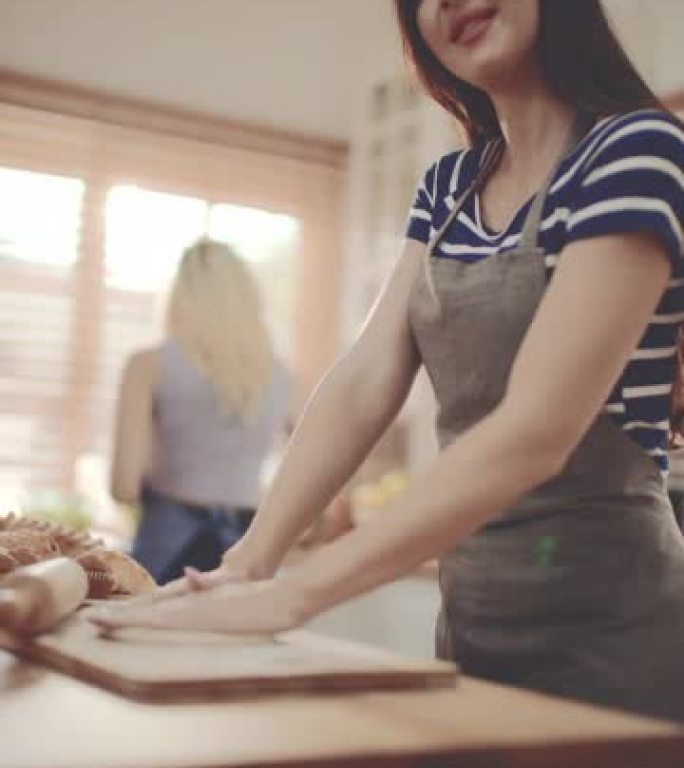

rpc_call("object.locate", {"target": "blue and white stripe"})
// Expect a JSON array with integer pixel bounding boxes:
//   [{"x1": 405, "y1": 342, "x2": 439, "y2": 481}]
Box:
[{"x1": 407, "y1": 109, "x2": 684, "y2": 474}]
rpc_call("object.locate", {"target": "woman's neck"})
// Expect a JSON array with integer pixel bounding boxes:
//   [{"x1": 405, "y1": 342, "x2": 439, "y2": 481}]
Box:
[{"x1": 490, "y1": 80, "x2": 577, "y2": 181}]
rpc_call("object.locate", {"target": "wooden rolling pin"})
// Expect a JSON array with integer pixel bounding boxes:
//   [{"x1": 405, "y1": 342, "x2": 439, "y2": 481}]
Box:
[{"x1": 0, "y1": 557, "x2": 88, "y2": 635}]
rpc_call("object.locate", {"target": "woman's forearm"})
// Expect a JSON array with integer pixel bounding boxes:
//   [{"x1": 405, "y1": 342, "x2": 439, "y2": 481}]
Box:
[
  {"x1": 230, "y1": 242, "x2": 423, "y2": 579},
  {"x1": 282, "y1": 402, "x2": 565, "y2": 618},
  {"x1": 235, "y1": 357, "x2": 414, "y2": 577},
  {"x1": 280, "y1": 231, "x2": 674, "y2": 618}
]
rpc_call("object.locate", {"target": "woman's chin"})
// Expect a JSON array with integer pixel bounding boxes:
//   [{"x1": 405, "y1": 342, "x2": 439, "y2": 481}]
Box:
[
  {"x1": 456, "y1": 63, "x2": 515, "y2": 93},
  {"x1": 452, "y1": 49, "x2": 536, "y2": 95}
]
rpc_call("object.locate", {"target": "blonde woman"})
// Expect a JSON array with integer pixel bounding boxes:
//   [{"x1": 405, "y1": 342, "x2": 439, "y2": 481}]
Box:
[{"x1": 110, "y1": 239, "x2": 289, "y2": 584}]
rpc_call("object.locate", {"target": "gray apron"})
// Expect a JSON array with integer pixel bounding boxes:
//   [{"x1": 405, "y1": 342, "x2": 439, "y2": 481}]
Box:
[{"x1": 409, "y1": 122, "x2": 684, "y2": 722}]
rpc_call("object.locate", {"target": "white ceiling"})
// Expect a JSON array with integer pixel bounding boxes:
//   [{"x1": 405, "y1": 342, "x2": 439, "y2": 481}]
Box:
[
  {"x1": 0, "y1": 0, "x2": 681, "y2": 142},
  {"x1": 0, "y1": 0, "x2": 404, "y2": 141}
]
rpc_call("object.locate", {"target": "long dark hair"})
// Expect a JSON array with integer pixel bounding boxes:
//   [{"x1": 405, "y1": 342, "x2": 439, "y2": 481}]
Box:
[
  {"x1": 394, "y1": 0, "x2": 666, "y2": 144},
  {"x1": 394, "y1": 0, "x2": 684, "y2": 442}
]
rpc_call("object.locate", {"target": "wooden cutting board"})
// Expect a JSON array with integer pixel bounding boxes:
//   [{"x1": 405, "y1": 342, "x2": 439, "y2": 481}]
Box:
[{"x1": 0, "y1": 615, "x2": 458, "y2": 702}]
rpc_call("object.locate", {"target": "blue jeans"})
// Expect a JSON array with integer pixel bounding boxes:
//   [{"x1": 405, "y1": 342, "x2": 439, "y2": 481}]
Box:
[{"x1": 131, "y1": 486, "x2": 255, "y2": 585}]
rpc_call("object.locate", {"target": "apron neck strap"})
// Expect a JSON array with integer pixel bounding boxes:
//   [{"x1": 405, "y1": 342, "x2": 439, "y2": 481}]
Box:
[
  {"x1": 426, "y1": 136, "x2": 505, "y2": 257},
  {"x1": 425, "y1": 112, "x2": 592, "y2": 261}
]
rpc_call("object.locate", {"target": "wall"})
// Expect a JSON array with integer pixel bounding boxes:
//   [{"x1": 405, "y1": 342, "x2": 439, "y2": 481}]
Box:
[
  {"x1": 601, "y1": 0, "x2": 683, "y2": 96},
  {"x1": 0, "y1": 0, "x2": 404, "y2": 141}
]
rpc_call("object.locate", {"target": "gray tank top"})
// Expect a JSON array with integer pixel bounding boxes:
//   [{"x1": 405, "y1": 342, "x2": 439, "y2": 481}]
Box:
[{"x1": 144, "y1": 339, "x2": 289, "y2": 508}]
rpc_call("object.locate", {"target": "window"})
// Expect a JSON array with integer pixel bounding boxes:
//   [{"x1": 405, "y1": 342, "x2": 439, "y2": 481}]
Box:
[
  {"x1": 105, "y1": 185, "x2": 207, "y2": 291},
  {"x1": 0, "y1": 167, "x2": 84, "y2": 268},
  {"x1": 0, "y1": 96, "x2": 344, "y2": 529},
  {"x1": 0, "y1": 167, "x2": 84, "y2": 510}
]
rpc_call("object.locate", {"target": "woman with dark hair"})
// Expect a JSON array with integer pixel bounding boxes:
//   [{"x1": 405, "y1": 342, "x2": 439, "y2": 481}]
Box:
[{"x1": 91, "y1": 0, "x2": 684, "y2": 721}]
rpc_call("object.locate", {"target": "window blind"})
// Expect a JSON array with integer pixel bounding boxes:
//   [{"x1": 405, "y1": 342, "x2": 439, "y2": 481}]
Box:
[{"x1": 0, "y1": 84, "x2": 347, "y2": 514}]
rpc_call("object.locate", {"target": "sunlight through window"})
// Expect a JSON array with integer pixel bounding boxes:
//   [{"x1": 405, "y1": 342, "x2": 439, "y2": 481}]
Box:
[
  {"x1": 208, "y1": 203, "x2": 299, "y2": 262},
  {"x1": 0, "y1": 167, "x2": 84, "y2": 267},
  {"x1": 105, "y1": 185, "x2": 207, "y2": 291}
]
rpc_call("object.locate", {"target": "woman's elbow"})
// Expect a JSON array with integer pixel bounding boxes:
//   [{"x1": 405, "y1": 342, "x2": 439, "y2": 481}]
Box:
[
  {"x1": 533, "y1": 443, "x2": 569, "y2": 484},
  {"x1": 496, "y1": 403, "x2": 578, "y2": 485}
]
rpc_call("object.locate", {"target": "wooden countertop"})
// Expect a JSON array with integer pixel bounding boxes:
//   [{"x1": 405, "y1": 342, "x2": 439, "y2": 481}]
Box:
[{"x1": 2, "y1": 650, "x2": 683, "y2": 768}]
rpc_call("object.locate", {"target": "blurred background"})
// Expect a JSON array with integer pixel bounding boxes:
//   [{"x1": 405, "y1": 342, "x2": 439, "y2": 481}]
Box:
[{"x1": 0, "y1": 0, "x2": 681, "y2": 547}]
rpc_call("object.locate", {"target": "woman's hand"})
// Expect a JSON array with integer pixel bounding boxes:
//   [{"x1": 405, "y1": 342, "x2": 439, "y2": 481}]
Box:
[
  {"x1": 111, "y1": 543, "x2": 272, "y2": 609},
  {"x1": 86, "y1": 577, "x2": 309, "y2": 636},
  {"x1": 181, "y1": 543, "x2": 274, "y2": 590}
]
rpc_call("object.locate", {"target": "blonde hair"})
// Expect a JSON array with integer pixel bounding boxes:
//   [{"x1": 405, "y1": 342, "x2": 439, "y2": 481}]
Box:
[{"x1": 167, "y1": 238, "x2": 274, "y2": 422}]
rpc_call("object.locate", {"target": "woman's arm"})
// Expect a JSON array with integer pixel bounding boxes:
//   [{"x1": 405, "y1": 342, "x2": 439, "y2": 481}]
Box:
[
  {"x1": 90, "y1": 231, "x2": 672, "y2": 633},
  {"x1": 286, "y1": 232, "x2": 672, "y2": 614},
  {"x1": 230, "y1": 240, "x2": 424, "y2": 578},
  {"x1": 109, "y1": 348, "x2": 158, "y2": 504}
]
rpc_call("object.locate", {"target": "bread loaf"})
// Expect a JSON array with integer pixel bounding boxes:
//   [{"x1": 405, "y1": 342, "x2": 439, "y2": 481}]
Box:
[
  {"x1": 0, "y1": 514, "x2": 156, "y2": 598},
  {"x1": 80, "y1": 548, "x2": 156, "y2": 596}
]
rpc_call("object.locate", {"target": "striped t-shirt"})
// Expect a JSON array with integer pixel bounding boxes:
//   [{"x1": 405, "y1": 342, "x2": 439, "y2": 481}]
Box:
[{"x1": 406, "y1": 109, "x2": 684, "y2": 474}]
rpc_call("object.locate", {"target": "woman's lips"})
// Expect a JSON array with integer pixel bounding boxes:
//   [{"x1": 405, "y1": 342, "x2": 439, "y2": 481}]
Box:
[{"x1": 448, "y1": 8, "x2": 498, "y2": 46}]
